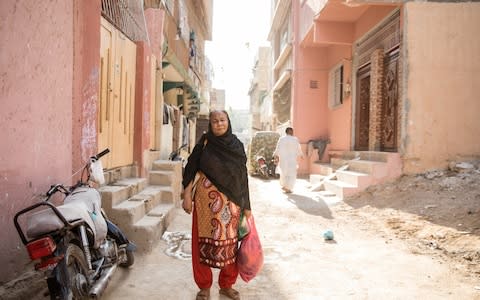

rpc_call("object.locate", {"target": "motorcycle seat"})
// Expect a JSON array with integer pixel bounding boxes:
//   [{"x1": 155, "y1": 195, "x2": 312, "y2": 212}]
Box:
[{"x1": 26, "y1": 187, "x2": 107, "y2": 248}]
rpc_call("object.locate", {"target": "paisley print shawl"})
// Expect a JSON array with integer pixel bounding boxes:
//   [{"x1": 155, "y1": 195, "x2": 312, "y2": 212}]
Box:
[{"x1": 194, "y1": 172, "x2": 240, "y2": 268}]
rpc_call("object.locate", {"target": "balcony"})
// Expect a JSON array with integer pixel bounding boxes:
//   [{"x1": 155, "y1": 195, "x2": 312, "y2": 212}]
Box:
[{"x1": 273, "y1": 43, "x2": 292, "y2": 70}]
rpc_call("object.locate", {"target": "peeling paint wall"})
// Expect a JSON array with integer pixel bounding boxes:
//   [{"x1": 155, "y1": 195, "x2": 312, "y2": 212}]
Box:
[{"x1": 0, "y1": 0, "x2": 73, "y2": 282}]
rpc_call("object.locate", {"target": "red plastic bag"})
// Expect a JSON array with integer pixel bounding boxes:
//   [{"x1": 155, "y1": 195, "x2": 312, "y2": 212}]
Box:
[{"x1": 237, "y1": 215, "x2": 263, "y2": 282}]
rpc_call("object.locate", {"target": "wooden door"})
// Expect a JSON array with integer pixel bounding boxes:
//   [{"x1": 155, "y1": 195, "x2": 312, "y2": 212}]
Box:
[
  {"x1": 355, "y1": 65, "x2": 371, "y2": 151},
  {"x1": 99, "y1": 18, "x2": 136, "y2": 169},
  {"x1": 380, "y1": 49, "x2": 399, "y2": 151}
]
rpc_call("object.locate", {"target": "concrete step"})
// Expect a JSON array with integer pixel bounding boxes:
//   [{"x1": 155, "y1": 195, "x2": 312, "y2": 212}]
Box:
[
  {"x1": 108, "y1": 185, "x2": 175, "y2": 227},
  {"x1": 330, "y1": 157, "x2": 350, "y2": 169},
  {"x1": 310, "y1": 163, "x2": 333, "y2": 176},
  {"x1": 151, "y1": 160, "x2": 183, "y2": 172},
  {"x1": 309, "y1": 174, "x2": 326, "y2": 185},
  {"x1": 149, "y1": 170, "x2": 175, "y2": 186},
  {"x1": 103, "y1": 165, "x2": 138, "y2": 185},
  {"x1": 109, "y1": 196, "x2": 150, "y2": 227},
  {"x1": 336, "y1": 170, "x2": 372, "y2": 188},
  {"x1": 358, "y1": 151, "x2": 389, "y2": 162},
  {"x1": 113, "y1": 177, "x2": 148, "y2": 194},
  {"x1": 139, "y1": 185, "x2": 175, "y2": 203},
  {"x1": 338, "y1": 151, "x2": 400, "y2": 163},
  {"x1": 128, "y1": 203, "x2": 176, "y2": 252},
  {"x1": 323, "y1": 179, "x2": 358, "y2": 200},
  {"x1": 310, "y1": 151, "x2": 402, "y2": 200},
  {"x1": 348, "y1": 160, "x2": 388, "y2": 177},
  {"x1": 331, "y1": 150, "x2": 360, "y2": 160},
  {"x1": 98, "y1": 177, "x2": 148, "y2": 211},
  {"x1": 99, "y1": 157, "x2": 183, "y2": 254},
  {"x1": 99, "y1": 185, "x2": 133, "y2": 211}
]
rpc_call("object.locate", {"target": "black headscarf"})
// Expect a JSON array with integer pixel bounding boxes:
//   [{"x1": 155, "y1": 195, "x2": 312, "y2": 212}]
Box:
[{"x1": 182, "y1": 111, "x2": 251, "y2": 211}]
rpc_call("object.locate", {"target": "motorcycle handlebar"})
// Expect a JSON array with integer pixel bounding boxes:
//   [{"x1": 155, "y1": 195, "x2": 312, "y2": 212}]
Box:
[
  {"x1": 46, "y1": 184, "x2": 70, "y2": 197},
  {"x1": 95, "y1": 148, "x2": 110, "y2": 160}
]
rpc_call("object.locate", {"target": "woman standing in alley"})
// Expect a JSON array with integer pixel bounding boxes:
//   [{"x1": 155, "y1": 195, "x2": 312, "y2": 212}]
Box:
[{"x1": 182, "y1": 110, "x2": 251, "y2": 300}]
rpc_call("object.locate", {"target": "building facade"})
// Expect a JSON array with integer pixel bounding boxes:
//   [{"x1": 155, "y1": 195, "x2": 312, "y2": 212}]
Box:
[
  {"x1": 267, "y1": 0, "x2": 480, "y2": 175},
  {"x1": 0, "y1": 0, "x2": 212, "y2": 283},
  {"x1": 249, "y1": 46, "x2": 273, "y2": 134}
]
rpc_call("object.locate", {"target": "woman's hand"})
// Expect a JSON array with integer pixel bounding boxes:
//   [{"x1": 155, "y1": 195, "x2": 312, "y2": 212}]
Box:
[
  {"x1": 182, "y1": 197, "x2": 192, "y2": 214},
  {"x1": 243, "y1": 209, "x2": 252, "y2": 218},
  {"x1": 182, "y1": 182, "x2": 193, "y2": 214}
]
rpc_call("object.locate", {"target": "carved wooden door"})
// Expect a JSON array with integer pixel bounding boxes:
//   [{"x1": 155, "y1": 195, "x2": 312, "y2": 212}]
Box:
[
  {"x1": 380, "y1": 50, "x2": 399, "y2": 151},
  {"x1": 355, "y1": 65, "x2": 371, "y2": 151}
]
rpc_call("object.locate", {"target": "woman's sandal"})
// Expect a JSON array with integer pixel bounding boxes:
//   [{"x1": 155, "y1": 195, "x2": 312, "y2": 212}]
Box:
[
  {"x1": 219, "y1": 288, "x2": 240, "y2": 300},
  {"x1": 196, "y1": 288, "x2": 210, "y2": 300}
]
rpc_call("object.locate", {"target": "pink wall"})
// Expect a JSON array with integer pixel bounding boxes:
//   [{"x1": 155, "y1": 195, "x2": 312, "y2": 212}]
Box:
[
  {"x1": 134, "y1": 42, "x2": 153, "y2": 177},
  {"x1": 326, "y1": 45, "x2": 353, "y2": 153},
  {"x1": 292, "y1": 45, "x2": 329, "y2": 173},
  {"x1": 0, "y1": 0, "x2": 74, "y2": 282},
  {"x1": 145, "y1": 8, "x2": 166, "y2": 61},
  {"x1": 403, "y1": 2, "x2": 480, "y2": 173},
  {"x1": 354, "y1": 6, "x2": 398, "y2": 40},
  {"x1": 292, "y1": 46, "x2": 329, "y2": 143},
  {"x1": 72, "y1": 1, "x2": 101, "y2": 173}
]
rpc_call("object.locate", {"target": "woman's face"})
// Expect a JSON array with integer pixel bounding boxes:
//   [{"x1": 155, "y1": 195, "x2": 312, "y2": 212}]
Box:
[{"x1": 210, "y1": 111, "x2": 229, "y2": 136}]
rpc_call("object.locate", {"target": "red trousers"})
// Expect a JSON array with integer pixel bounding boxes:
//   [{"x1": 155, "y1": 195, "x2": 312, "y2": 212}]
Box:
[{"x1": 191, "y1": 205, "x2": 239, "y2": 289}]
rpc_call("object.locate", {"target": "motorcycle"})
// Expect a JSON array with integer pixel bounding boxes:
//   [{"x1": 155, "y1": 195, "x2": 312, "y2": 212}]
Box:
[
  {"x1": 267, "y1": 157, "x2": 279, "y2": 179},
  {"x1": 255, "y1": 155, "x2": 269, "y2": 179},
  {"x1": 168, "y1": 143, "x2": 188, "y2": 170},
  {"x1": 14, "y1": 149, "x2": 136, "y2": 300}
]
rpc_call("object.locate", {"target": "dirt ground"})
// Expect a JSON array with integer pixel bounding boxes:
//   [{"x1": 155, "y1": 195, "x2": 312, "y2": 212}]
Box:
[
  {"x1": 2, "y1": 160, "x2": 480, "y2": 299},
  {"x1": 339, "y1": 160, "x2": 480, "y2": 281}
]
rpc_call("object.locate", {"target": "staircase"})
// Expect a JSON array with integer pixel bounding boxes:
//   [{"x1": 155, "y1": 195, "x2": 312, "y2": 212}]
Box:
[
  {"x1": 309, "y1": 151, "x2": 402, "y2": 200},
  {"x1": 98, "y1": 160, "x2": 182, "y2": 252}
]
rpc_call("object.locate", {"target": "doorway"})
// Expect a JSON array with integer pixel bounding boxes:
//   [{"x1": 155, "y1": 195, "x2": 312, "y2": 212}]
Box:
[{"x1": 99, "y1": 18, "x2": 137, "y2": 169}]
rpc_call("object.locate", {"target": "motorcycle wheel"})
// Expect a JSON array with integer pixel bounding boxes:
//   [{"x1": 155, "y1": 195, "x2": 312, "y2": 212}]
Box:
[
  {"x1": 49, "y1": 243, "x2": 90, "y2": 300},
  {"x1": 119, "y1": 249, "x2": 135, "y2": 268}
]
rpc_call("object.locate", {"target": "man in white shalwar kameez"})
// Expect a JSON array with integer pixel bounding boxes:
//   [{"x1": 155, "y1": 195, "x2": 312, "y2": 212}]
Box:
[{"x1": 273, "y1": 127, "x2": 304, "y2": 193}]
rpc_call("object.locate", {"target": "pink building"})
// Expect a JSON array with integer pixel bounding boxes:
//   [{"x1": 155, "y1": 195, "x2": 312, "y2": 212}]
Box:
[
  {"x1": 268, "y1": 0, "x2": 480, "y2": 185},
  {"x1": 0, "y1": 0, "x2": 212, "y2": 283}
]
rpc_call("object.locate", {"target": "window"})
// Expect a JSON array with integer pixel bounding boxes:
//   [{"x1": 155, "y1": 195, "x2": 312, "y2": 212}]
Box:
[{"x1": 328, "y1": 63, "x2": 344, "y2": 108}]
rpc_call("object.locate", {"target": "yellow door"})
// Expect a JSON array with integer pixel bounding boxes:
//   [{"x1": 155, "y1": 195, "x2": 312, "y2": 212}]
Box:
[{"x1": 99, "y1": 18, "x2": 136, "y2": 169}]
